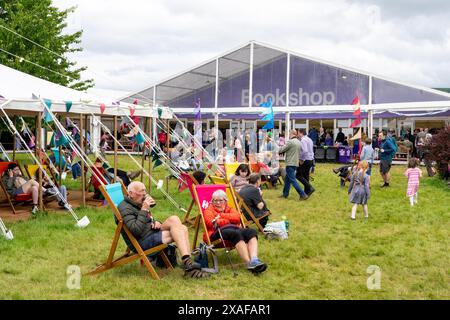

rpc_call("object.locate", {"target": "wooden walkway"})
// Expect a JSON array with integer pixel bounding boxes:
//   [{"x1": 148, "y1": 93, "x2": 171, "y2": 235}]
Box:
[{"x1": 0, "y1": 190, "x2": 107, "y2": 223}]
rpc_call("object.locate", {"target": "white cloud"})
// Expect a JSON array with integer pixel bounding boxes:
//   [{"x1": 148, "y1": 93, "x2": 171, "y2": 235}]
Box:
[{"x1": 53, "y1": 0, "x2": 450, "y2": 92}]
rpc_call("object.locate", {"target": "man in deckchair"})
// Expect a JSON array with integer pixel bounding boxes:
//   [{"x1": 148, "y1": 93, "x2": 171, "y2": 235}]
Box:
[
  {"x1": 2, "y1": 163, "x2": 54, "y2": 215},
  {"x1": 118, "y1": 181, "x2": 209, "y2": 278}
]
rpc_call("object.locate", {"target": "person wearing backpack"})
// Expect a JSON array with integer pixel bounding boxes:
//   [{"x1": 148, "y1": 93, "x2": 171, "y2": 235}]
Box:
[{"x1": 378, "y1": 131, "x2": 396, "y2": 188}]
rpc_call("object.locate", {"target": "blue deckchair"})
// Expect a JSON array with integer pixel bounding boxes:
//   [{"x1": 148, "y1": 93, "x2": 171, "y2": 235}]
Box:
[{"x1": 87, "y1": 182, "x2": 173, "y2": 280}]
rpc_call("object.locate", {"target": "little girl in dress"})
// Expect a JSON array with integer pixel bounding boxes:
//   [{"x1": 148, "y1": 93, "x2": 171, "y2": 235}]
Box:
[{"x1": 405, "y1": 158, "x2": 422, "y2": 206}]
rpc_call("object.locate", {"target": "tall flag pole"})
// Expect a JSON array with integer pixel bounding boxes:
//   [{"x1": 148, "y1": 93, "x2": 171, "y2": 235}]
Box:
[{"x1": 349, "y1": 95, "x2": 363, "y2": 158}]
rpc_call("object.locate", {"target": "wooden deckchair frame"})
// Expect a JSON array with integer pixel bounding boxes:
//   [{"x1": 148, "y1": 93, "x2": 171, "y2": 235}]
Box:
[
  {"x1": 180, "y1": 173, "x2": 199, "y2": 226},
  {"x1": 87, "y1": 182, "x2": 173, "y2": 280},
  {"x1": 235, "y1": 193, "x2": 271, "y2": 233}
]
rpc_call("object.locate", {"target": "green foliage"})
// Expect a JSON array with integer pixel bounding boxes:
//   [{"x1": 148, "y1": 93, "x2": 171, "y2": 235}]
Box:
[
  {"x1": 429, "y1": 126, "x2": 450, "y2": 178},
  {"x1": 0, "y1": 0, "x2": 94, "y2": 91}
]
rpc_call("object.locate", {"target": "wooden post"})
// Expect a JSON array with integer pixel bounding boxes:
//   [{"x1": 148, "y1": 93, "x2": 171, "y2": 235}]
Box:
[
  {"x1": 84, "y1": 114, "x2": 89, "y2": 193},
  {"x1": 12, "y1": 115, "x2": 16, "y2": 161},
  {"x1": 36, "y1": 113, "x2": 43, "y2": 211},
  {"x1": 113, "y1": 116, "x2": 118, "y2": 182},
  {"x1": 80, "y1": 113, "x2": 86, "y2": 207}
]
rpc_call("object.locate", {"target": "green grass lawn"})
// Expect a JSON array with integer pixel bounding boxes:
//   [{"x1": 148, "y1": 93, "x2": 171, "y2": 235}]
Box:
[{"x1": 1, "y1": 155, "x2": 449, "y2": 299}]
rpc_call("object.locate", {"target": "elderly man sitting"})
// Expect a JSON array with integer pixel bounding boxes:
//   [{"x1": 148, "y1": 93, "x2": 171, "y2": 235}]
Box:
[
  {"x1": 118, "y1": 181, "x2": 209, "y2": 278},
  {"x1": 203, "y1": 189, "x2": 268, "y2": 273}
]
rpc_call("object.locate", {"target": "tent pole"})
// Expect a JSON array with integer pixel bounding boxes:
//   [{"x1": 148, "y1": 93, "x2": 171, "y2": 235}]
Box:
[
  {"x1": 12, "y1": 115, "x2": 16, "y2": 161},
  {"x1": 140, "y1": 117, "x2": 147, "y2": 182},
  {"x1": 165, "y1": 119, "x2": 170, "y2": 196},
  {"x1": 36, "y1": 113, "x2": 43, "y2": 211},
  {"x1": 80, "y1": 113, "x2": 86, "y2": 207},
  {"x1": 148, "y1": 117, "x2": 152, "y2": 193},
  {"x1": 113, "y1": 116, "x2": 118, "y2": 182}
]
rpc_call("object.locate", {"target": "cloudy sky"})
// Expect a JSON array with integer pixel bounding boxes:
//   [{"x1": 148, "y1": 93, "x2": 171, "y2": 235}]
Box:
[{"x1": 53, "y1": 0, "x2": 450, "y2": 97}]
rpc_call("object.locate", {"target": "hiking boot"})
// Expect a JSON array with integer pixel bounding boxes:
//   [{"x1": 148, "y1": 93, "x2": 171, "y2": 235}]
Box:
[
  {"x1": 182, "y1": 257, "x2": 201, "y2": 271},
  {"x1": 247, "y1": 258, "x2": 267, "y2": 273},
  {"x1": 306, "y1": 188, "x2": 315, "y2": 196},
  {"x1": 184, "y1": 268, "x2": 210, "y2": 278},
  {"x1": 299, "y1": 194, "x2": 309, "y2": 200}
]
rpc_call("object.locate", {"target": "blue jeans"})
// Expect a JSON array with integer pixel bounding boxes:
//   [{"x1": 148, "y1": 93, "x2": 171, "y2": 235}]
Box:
[
  {"x1": 71, "y1": 163, "x2": 82, "y2": 179},
  {"x1": 283, "y1": 166, "x2": 306, "y2": 198}
]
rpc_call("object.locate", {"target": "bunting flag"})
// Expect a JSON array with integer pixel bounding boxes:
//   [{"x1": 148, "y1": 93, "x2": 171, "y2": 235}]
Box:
[
  {"x1": 65, "y1": 101, "x2": 72, "y2": 113},
  {"x1": 100, "y1": 103, "x2": 106, "y2": 114},
  {"x1": 129, "y1": 104, "x2": 136, "y2": 117},
  {"x1": 31, "y1": 93, "x2": 39, "y2": 99},
  {"x1": 260, "y1": 97, "x2": 274, "y2": 130},
  {"x1": 157, "y1": 107, "x2": 163, "y2": 119},
  {"x1": 43, "y1": 99, "x2": 53, "y2": 123},
  {"x1": 133, "y1": 99, "x2": 138, "y2": 105},
  {"x1": 135, "y1": 132, "x2": 145, "y2": 145},
  {"x1": 150, "y1": 149, "x2": 162, "y2": 168}
]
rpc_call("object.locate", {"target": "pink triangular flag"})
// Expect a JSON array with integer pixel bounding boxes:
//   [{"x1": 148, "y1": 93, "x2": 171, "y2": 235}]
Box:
[
  {"x1": 133, "y1": 99, "x2": 138, "y2": 105},
  {"x1": 100, "y1": 103, "x2": 106, "y2": 114}
]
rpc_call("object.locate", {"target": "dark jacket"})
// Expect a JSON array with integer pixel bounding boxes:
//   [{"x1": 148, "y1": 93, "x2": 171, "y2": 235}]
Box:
[
  {"x1": 380, "y1": 138, "x2": 396, "y2": 161},
  {"x1": 117, "y1": 196, "x2": 156, "y2": 251},
  {"x1": 2, "y1": 175, "x2": 24, "y2": 195}
]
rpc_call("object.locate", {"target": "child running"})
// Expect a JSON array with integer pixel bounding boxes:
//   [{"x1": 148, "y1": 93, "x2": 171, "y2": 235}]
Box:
[
  {"x1": 405, "y1": 158, "x2": 422, "y2": 206},
  {"x1": 348, "y1": 160, "x2": 371, "y2": 220}
]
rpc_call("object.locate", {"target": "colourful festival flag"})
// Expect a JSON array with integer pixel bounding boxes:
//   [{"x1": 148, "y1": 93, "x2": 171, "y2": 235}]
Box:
[
  {"x1": 100, "y1": 103, "x2": 106, "y2": 114},
  {"x1": 65, "y1": 101, "x2": 72, "y2": 113}
]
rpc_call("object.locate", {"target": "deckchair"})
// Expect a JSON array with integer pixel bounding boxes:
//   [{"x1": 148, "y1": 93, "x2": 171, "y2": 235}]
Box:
[
  {"x1": 191, "y1": 184, "x2": 247, "y2": 249},
  {"x1": 87, "y1": 182, "x2": 173, "y2": 280},
  {"x1": 209, "y1": 175, "x2": 226, "y2": 185},
  {"x1": 0, "y1": 161, "x2": 33, "y2": 214},
  {"x1": 235, "y1": 193, "x2": 271, "y2": 233},
  {"x1": 249, "y1": 162, "x2": 271, "y2": 189},
  {"x1": 224, "y1": 162, "x2": 243, "y2": 183},
  {"x1": 24, "y1": 164, "x2": 59, "y2": 188},
  {"x1": 180, "y1": 172, "x2": 199, "y2": 225}
]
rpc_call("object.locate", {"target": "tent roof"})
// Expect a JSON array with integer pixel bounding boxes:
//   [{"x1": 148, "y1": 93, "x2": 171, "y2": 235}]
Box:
[
  {"x1": 121, "y1": 40, "x2": 450, "y2": 114},
  {"x1": 0, "y1": 64, "x2": 172, "y2": 118}
]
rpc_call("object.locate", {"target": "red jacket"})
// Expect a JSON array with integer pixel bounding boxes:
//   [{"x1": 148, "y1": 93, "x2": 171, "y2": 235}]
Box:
[{"x1": 203, "y1": 204, "x2": 241, "y2": 242}]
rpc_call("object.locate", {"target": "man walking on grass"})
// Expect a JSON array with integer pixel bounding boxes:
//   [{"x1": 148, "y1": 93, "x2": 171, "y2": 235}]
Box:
[
  {"x1": 378, "y1": 131, "x2": 396, "y2": 187},
  {"x1": 278, "y1": 130, "x2": 308, "y2": 200}
]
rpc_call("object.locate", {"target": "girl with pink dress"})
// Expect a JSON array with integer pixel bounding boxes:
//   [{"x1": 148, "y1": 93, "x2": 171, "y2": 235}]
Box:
[{"x1": 405, "y1": 158, "x2": 422, "y2": 206}]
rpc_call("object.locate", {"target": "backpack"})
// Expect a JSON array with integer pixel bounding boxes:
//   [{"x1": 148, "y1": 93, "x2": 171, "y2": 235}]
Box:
[{"x1": 192, "y1": 243, "x2": 219, "y2": 273}]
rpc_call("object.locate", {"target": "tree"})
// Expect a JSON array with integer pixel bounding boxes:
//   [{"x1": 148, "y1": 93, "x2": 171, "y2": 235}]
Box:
[{"x1": 0, "y1": 0, "x2": 94, "y2": 91}]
